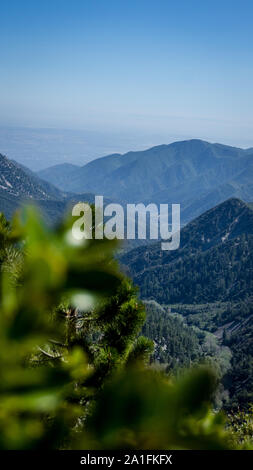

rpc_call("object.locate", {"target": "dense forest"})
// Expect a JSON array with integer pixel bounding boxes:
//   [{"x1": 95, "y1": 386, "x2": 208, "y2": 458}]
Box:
[
  {"x1": 141, "y1": 299, "x2": 253, "y2": 411},
  {"x1": 142, "y1": 301, "x2": 202, "y2": 368}
]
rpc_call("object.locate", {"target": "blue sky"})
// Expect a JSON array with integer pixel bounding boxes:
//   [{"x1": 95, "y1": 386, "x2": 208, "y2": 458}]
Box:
[{"x1": 0, "y1": 0, "x2": 253, "y2": 147}]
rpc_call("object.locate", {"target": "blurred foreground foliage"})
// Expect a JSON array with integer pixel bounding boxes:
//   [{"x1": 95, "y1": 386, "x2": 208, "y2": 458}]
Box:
[
  {"x1": 226, "y1": 406, "x2": 253, "y2": 448},
  {"x1": 0, "y1": 208, "x2": 250, "y2": 449}
]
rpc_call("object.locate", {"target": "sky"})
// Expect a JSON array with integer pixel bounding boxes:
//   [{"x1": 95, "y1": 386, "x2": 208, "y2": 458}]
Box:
[{"x1": 0, "y1": 0, "x2": 253, "y2": 160}]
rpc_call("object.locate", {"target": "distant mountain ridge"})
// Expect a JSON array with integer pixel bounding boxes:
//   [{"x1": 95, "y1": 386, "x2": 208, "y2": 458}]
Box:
[
  {"x1": 37, "y1": 139, "x2": 253, "y2": 223},
  {"x1": 38, "y1": 163, "x2": 81, "y2": 187}
]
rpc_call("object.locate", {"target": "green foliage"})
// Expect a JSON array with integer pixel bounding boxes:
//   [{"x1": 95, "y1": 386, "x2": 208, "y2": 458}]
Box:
[
  {"x1": 0, "y1": 207, "x2": 244, "y2": 449},
  {"x1": 226, "y1": 407, "x2": 253, "y2": 448},
  {"x1": 85, "y1": 367, "x2": 232, "y2": 450},
  {"x1": 0, "y1": 207, "x2": 121, "y2": 448}
]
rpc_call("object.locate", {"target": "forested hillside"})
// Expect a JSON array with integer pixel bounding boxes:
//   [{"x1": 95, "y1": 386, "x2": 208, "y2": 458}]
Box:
[
  {"x1": 120, "y1": 198, "x2": 253, "y2": 410},
  {"x1": 120, "y1": 198, "x2": 253, "y2": 304}
]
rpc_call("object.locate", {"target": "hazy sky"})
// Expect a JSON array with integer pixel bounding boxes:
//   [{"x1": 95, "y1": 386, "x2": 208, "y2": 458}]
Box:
[{"x1": 1, "y1": 0, "x2": 253, "y2": 148}]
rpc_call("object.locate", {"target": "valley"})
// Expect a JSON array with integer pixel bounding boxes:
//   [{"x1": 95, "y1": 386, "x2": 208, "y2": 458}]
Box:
[{"x1": 0, "y1": 140, "x2": 252, "y2": 411}]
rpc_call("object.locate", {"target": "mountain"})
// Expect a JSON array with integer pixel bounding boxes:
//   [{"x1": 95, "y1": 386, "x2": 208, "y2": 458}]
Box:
[
  {"x1": 38, "y1": 152, "x2": 122, "y2": 194},
  {"x1": 120, "y1": 198, "x2": 253, "y2": 304},
  {"x1": 0, "y1": 152, "x2": 116, "y2": 224},
  {"x1": 2, "y1": 149, "x2": 253, "y2": 410},
  {"x1": 0, "y1": 153, "x2": 63, "y2": 201},
  {"x1": 38, "y1": 163, "x2": 81, "y2": 187},
  {"x1": 120, "y1": 197, "x2": 253, "y2": 408},
  {"x1": 0, "y1": 152, "x2": 70, "y2": 223},
  {"x1": 37, "y1": 139, "x2": 253, "y2": 222}
]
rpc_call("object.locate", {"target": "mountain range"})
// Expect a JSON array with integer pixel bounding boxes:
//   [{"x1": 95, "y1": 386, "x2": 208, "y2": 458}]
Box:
[
  {"x1": 1, "y1": 143, "x2": 253, "y2": 300},
  {"x1": 38, "y1": 139, "x2": 253, "y2": 223},
  {"x1": 2, "y1": 138, "x2": 253, "y2": 228},
  {"x1": 0, "y1": 143, "x2": 252, "y2": 409}
]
